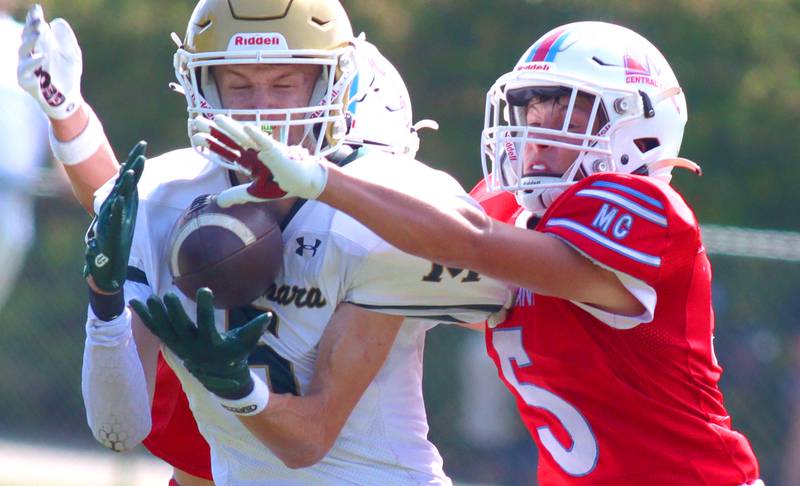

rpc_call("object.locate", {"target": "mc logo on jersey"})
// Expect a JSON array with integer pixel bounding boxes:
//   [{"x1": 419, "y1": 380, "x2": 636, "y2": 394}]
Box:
[
  {"x1": 624, "y1": 50, "x2": 662, "y2": 88},
  {"x1": 592, "y1": 203, "x2": 633, "y2": 239}
]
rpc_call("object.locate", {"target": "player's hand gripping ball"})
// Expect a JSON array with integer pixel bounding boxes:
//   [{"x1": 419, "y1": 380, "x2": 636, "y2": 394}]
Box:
[{"x1": 168, "y1": 194, "x2": 283, "y2": 309}]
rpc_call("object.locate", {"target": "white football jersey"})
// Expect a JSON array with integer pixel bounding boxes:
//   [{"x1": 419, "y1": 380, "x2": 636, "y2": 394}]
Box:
[{"x1": 96, "y1": 148, "x2": 511, "y2": 485}]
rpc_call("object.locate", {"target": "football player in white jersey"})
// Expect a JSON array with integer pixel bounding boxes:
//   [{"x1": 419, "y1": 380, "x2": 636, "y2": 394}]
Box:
[
  {"x1": 17, "y1": 2, "x2": 467, "y2": 485},
  {"x1": 71, "y1": 1, "x2": 510, "y2": 485}
]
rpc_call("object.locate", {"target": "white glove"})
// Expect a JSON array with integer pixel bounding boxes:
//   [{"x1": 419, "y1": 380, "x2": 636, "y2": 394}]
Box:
[
  {"x1": 192, "y1": 116, "x2": 329, "y2": 207},
  {"x1": 17, "y1": 4, "x2": 84, "y2": 120}
]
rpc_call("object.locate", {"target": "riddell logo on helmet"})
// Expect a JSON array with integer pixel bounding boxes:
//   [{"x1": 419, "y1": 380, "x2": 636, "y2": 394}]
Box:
[
  {"x1": 228, "y1": 33, "x2": 288, "y2": 51},
  {"x1": 235, "y1": 35, "x2": 279, "y2": 46},
  {"x1": 515, "y1": 62, "x2": 551, "y2": 72},
  {"x1": 504, "y1": 141, "x2": 519, "y2": 162}
]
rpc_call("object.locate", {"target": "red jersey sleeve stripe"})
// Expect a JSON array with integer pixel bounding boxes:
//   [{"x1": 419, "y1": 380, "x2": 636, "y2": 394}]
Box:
[
  {"x1": 545, "y1": 218, "x2": 662, "y2": 267},
  {"x1": 575, "y1": 189, "x2": 668, "y2": 227},
  {"x1": 590, "y1": 180, "x2": 664, "y2": 209}
]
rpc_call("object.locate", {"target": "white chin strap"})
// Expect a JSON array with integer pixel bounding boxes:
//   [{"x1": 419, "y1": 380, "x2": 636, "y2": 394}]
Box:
[
  {"x1": 516, "y1": 187, "x2": 566, "y2": 215},
  {"x1": 515, "y1": 175, "x2": 567, "y2": 215}
]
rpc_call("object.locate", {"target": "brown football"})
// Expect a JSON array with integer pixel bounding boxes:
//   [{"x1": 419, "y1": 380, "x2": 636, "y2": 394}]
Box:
[{"x1": 168, "y1": 194, "x2": 283, "y2": 309}]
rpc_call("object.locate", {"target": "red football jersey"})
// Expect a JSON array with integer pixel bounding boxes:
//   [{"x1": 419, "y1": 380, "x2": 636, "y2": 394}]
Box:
[
  {"x1": 473, "y1": 174, "x2": 760, "y2": 485},
  {"x1": 142, "y1": 353, "x2": 212, "y2": 480}
]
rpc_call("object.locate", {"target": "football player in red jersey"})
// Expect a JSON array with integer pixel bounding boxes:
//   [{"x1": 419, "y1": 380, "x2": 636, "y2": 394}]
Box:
[{"x1": 210, "y1": 21, "x2": 762, "y2": 485}]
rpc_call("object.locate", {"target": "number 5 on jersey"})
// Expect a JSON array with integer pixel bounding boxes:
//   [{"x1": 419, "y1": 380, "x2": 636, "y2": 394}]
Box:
[{"x1": 491, "y1": 327, "x2": 599, "y2": 477}]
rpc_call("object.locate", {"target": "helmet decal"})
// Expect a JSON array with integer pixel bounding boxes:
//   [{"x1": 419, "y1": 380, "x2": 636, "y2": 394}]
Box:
[
  {"x1": 525, "y1": 27, "x2": 572, "y2": 63},
  {"x1": 623, "y1": 50, "x2": 662, "y2": 87}
]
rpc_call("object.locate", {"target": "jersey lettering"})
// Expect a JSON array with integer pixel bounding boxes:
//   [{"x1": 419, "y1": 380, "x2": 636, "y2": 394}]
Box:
[
  {"x1": 592, "y1": 203, "x2": 618, "y2": 233},
  {"x1": 592, "y1": 203, "x2": 634, "y2": 240},
  {"x1": 612, "y1": 213, "x2": 633, "y2": 239},
  {"x1": 491, "y1": 327, "x2": 598, "y2": 477},
  {"x1": 227, "y1": 305, "x2": 300, "y2": 395},
  {"x1": 422, "y1": 263, "x2": 481, "y2": 283},
  {"x1": 265, "y1": 283, "x2": 327, "y2": 309}
]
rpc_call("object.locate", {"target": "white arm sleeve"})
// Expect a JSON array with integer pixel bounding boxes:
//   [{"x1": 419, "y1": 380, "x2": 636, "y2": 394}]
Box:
[
  {"x1": 81, "y1": 280, "x2": 154, "y2": 452},
  {"x1": 82, "y1": 152, "x2": 197, "y2": 450}
]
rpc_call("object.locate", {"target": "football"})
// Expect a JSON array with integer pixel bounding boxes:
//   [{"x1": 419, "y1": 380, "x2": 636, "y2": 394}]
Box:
[{"x1": 168, "y1": 194, "x2": 283, "y2": 309}]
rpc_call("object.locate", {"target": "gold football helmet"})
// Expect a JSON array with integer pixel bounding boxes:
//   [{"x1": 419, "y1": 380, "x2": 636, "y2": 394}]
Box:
[{"x1": 174, "y1": 0, "x2": 357, "y2": 168}]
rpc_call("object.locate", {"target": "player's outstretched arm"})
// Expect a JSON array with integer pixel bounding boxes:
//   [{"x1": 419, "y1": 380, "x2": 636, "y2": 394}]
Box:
[
  {"x1": 81, "y1": 142, "x2": 158, "y2": 451},
  {"x1": 17, "y1": 4, "x2": 118, "y2": 213},
  {"x1": 238, "y1": 303, "x2": 403, "y2": 468},
  {"x1": 203, "y1": 115, "x2": 639, "y2": 314},
  {"x1": 321, "y1": 166, "x2": 643, "y2": 315},
  {"x1": 208, "y1": 116, "x2": 641, "y2": 314}
]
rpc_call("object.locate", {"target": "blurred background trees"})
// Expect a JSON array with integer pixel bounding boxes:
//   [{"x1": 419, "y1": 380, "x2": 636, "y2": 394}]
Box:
[{"x1": 1, "y1": 0, "x2": 799, "y2": 484}]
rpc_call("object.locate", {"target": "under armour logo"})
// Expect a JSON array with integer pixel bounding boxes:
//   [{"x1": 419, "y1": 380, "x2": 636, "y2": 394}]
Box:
[{"x1": 295, "y1": 237, "x2": 322, "y2": 257}]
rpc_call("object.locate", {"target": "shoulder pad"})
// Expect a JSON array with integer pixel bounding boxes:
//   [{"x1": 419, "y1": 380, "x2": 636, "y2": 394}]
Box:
[{"x1": 540, "y1": 173, "x2": 700, "y2": 283}]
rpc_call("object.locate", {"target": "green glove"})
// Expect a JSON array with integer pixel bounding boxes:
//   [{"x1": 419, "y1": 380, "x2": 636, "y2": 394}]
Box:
[
  {"x1": 131, "y1": 288, "x2": 272, "y2": 400},
  {"x1": 84, "y1": 141, "x2": 146, "y2": 293}
]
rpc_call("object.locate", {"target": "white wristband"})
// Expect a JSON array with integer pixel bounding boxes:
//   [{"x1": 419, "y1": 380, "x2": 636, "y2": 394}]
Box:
[
  {"x1": 218, "y1": 370, "x2": 270, "y2": 416},
  {"x1": 86, "y1": 307, "x2": 133, "y2": 347},
  {"x1": 49, "y1": 106, "x2": 104, "y2": 166}
]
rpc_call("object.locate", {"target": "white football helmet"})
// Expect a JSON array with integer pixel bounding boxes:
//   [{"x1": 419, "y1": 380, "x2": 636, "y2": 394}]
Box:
[
  {"x1": 344, "y1": 37, "x2": 435, "y2": 159},
  {"x1": 173, "y1": 0, "x2": 358, "y2": 169},
  {"x1": 481, "y1": 21, "x2": 695, "y2": 214}
]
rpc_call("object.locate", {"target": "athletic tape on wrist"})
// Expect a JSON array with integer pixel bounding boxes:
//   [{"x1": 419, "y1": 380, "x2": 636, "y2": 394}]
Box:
[
  {"x1": 218, "y1": 370, "x2": 270, "y2": 416},
  {"x1": 49, "y1": 107, "x2": 104, "y2": 166}
]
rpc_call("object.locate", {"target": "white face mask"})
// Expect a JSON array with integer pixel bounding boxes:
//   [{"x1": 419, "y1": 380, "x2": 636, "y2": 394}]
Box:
[
  {"x1": 175, "y1": 40, "x2": 358, "y2": 174},
  {"x1": 486, "y1": 85, "x2": 611, "y2": 214}
]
